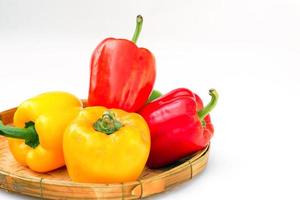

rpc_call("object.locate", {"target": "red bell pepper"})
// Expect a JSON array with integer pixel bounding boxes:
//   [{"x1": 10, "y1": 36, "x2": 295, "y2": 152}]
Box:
[
  {"x1": 88, "y1": 15, "x2": 156, "y2": 112},
  {"x1": 139, "y1": 88, "x2": 218, "y2": 168}
]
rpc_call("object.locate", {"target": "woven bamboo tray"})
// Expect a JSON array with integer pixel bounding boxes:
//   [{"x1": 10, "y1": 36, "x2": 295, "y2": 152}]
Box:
[{"x1": 0, "y1": 104, "x2": 210, "y2": 200}]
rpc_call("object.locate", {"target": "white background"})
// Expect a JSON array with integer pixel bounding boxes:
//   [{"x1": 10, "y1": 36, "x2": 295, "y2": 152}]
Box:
[{"x1": 1, "y1": 0, "x2": 300, "y2": 199}]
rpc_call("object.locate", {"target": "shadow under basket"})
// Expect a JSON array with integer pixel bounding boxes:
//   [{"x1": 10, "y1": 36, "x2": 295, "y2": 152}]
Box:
[{"x1": 0, "y1": 102, "x2": 210, "y2": 200}]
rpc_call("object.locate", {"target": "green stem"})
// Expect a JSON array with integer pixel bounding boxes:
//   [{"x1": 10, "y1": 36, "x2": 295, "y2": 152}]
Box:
[
  {"x1": 93, "y1": 111, "x2": 123, "y2": 135},
  {"x1": 0, "y1": 121, "x2": 39, "y2": 148},
  {"x1": 198, "y1": 89, "x2": 219, "y2": 123},
  {"x1": 131, "y1": 15, "x2": 143, "y2": 43},
  {"x1": 147, "y1": 89, "x2": 162, "y2": 103}
]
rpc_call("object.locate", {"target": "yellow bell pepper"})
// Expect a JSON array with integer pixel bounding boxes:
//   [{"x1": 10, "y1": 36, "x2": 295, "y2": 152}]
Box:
[
  {"x1": 0, "y1": 92, "x2": 82, "y2": 172},
  {"x1": 63, "y1": 106, "x2": 151, "y2": 183}
]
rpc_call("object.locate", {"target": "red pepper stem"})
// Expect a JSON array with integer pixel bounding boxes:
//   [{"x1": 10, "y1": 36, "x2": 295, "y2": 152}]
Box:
[
  {"x1": 0, "y1": 120, "x2": 39, "y2": 148},
  {"x1": 131, "y1": 15, "x2": 143, "y2": 44},
  {"x1": 147, "y1": 89, "x2": 163, "y2": 103},
  {"x1": 93, "y1": 111, "x2": 123, "y2": 135},
  {"x1": 198, "y1": 89, "x2": 218, "y2": 122}
]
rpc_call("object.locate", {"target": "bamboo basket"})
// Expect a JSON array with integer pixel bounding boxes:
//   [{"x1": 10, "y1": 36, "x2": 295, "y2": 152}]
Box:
[{"x1": 0, "y1": 103, "x2": 210, "y2": 199}]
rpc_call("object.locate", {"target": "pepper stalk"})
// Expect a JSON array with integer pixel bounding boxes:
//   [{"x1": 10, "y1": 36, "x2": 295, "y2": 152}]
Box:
[
  {"x1": 0, "y1": 121, "x2": 39, "y2": 148},
  {"x1": 93, "y1": 111, "x2": 123, "y2": 135},
  {"x1": 197, "y1": 89, "x2": 219, "y2": 126},
  {"x1": 132, "y1": 15, "x2": 143, "y2": 43}
]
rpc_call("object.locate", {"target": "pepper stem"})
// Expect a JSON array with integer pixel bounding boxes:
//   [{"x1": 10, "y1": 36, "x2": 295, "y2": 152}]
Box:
[
  {"x1": 131, "y1": 15, "x2": 143, "y2": 44},
  {"x1": 93, "y1": 111, "x2": 123, "y2": 135},
  {"x1": 0, "y1": 121, "x2": 39, "y2": 148},
  {"x1": 147, "y1": 89, "x2": 163, "y2": 103},
  {"x1": 198, "y1": 89, "x2": 219, "y2": 123}
]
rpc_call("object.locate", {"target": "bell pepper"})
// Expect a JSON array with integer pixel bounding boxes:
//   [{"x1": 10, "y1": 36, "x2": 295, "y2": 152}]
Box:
[
  {"x1": 139, "y1": 88, "x2": 218, "y2": 168},
  {"x1": 63, "y1": 106, "x2": 151, "y2": 183},
  {"x1": 88, "y1": 15, "x2": 156, "y2": 112},
  {"x1": 0, "y1": 92, "x2": 82, "y2": 172}
]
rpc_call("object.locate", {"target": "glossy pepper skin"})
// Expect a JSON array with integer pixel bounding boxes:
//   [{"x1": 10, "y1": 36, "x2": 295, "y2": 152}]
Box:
[
  {"x1": 139, "y1": 88, "x2": 218, "y2": 168},
  {"x1": 88, "y1": 15, "x2": 156, "y2": 112},
  {"x1": 0, "y1": 92, "x2": 82, "y2": 172},
  {"x1": 63, "y1": 106, "x2": 150, "y2": 183}
]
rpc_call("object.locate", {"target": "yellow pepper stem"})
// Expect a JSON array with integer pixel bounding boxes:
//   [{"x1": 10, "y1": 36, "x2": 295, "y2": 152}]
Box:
[
  {"x1": 93, "y1": 111, "x2": 122, "y2": 135},
  {"x1": 0, "y1": 120, "x2": 39, "y2": 148}
]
